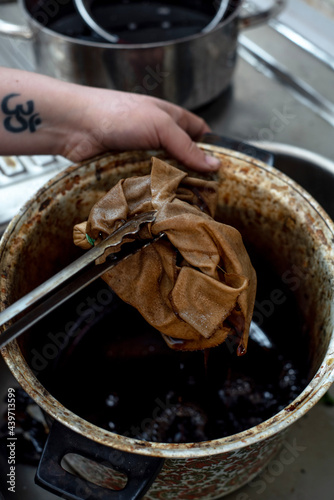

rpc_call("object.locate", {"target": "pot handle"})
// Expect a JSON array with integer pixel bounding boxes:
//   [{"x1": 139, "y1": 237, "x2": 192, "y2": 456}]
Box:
[
  {"x1": 239, "y1": 0, "x2": 286, "y2": 29},
  {"x1": 35, "y1": 421, "x2": 164, "y2": 500},
  {"x1": 0, "y1": 20, "x2": 33, "y2": 39},
  {"x1": 0, "y1": 0, "x2": 34, "y2": 40},
  {"x1": 199, "y1": 133, "x2": 274, "y2": 166}
]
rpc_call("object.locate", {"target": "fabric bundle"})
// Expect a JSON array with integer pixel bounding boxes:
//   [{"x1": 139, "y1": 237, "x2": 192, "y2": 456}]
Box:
[{"x1": 73, "y1": 157, "x2": 256, "y2": 352}]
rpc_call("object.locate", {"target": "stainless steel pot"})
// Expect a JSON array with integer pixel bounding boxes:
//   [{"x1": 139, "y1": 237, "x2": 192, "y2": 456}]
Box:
[
  {"x1": 0, "y1": 0, "x2": 285, "y2": 109},
  {"x1": 1, "y1": 136, "x2": 334, "y2": 499}
]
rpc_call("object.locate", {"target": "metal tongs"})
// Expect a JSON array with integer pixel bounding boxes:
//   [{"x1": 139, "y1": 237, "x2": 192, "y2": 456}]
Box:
[{"x1": 0, "y1": 211, "x2": 159, "y2": 349}]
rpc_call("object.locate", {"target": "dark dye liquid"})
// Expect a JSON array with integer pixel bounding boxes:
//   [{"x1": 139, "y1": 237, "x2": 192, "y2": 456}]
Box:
[
  {"x1": 31, "y1": 0, "x2": 232, "y2": 43},
  {"x1": 31, "y1": 255, "x2": 309, "y2": 443},
  {"x1": 91, "y1": 1, "x2": 214, "y2": 43}
]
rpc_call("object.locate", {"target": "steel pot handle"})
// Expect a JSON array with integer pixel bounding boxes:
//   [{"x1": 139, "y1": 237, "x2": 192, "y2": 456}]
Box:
[
  {"x1": 239, "y1": 0, "x2": 286, "y2": 29},
  {"x1": 0, "y1": 19, "x2": 34, "y2": 39},
  {"x1": 200, "y1": 133, "x2": 274, "y2": 166},
  {"x1": 0, "y1": 0, "x2": 34, "y2": 40},
  {"x1": 35, "y1": 421, "x2": 164, "y2": 500}
]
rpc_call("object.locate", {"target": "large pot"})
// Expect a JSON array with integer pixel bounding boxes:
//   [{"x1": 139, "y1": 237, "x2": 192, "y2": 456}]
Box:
[
  {"x1": 1, "y1": 137, "x2": 334, "y2": 499},
  {"x1": 0, "y1": 0, "x2": 285, "y2": 109}
]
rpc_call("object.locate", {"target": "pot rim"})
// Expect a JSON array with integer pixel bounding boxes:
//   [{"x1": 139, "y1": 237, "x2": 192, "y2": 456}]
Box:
[
  {"x1": 1, "y1": 145, "x2": 334, "y2": 459},
  {"x1": 21, "y1": 0, "x2": 242, "y2": 49},
  {"x1": 250, "y1": 141, "x2": 334, "y2": 173}
]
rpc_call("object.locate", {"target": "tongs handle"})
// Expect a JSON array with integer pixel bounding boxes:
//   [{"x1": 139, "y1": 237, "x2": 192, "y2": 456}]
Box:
[{"x1": 0, "y1": 211, "x2": 157, "y2": 349}]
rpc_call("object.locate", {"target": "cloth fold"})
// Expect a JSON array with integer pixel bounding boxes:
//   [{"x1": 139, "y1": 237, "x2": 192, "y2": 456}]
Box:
[{"x1": 73, "y1": 157, "x2": 256, "y2": 352}]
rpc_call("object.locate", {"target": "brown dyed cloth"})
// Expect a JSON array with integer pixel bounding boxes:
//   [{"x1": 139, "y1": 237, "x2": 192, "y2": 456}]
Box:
[{"x1": 73, "y1": 158, "x2": 256, "y2": 352}]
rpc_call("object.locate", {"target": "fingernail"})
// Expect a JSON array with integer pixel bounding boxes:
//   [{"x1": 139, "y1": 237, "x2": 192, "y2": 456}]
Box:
[{"x1": 205, "y1": 154, "x2": 221, "y2": 169}]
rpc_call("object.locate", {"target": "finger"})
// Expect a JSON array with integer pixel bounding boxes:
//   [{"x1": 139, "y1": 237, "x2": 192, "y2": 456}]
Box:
[
  {"x1": 157, "y1": 117, "x2": 220, "y2": 173},
  {"x1": 176, "y1": 109, "x2": 212, "y2": 141},
  {"x1": 152, "y1": 98, "x2": 211, "y2": 140}
]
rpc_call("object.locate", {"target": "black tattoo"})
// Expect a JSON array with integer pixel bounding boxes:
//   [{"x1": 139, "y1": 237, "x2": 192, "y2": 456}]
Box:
[{"x1": 1, "y1": 93, "x2": 42, "y2": 133}]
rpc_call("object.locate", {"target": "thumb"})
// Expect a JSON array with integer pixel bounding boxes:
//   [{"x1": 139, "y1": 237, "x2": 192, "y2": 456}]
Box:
[{"x1": 160, "y1": 126, "x2": 221, "y2": 173}]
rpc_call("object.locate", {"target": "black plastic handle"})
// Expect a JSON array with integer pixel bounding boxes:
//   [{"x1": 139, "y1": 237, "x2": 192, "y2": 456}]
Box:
[
  {"x1": 35, "y1": 421, "x2": 164, "y2": 500},
  {"x1": 200, "y1": 133, "x2": 274, "y2": 166}
]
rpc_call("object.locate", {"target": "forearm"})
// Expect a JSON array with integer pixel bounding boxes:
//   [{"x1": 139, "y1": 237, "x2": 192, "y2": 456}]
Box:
[{"x1": 0, "y1": 67, "x2": 83, "y2": 157}]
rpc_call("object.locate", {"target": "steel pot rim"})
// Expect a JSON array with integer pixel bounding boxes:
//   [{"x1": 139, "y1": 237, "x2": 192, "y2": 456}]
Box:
[
  {"x1": 250, "y1": 141, "x2": 334, "y2": 174},
  {"x1": 21, "y1": 0, "x2": 242, "y2": 49},
  {"x1": 1, "y1": 145, "x2": 334, "y2": 459}
]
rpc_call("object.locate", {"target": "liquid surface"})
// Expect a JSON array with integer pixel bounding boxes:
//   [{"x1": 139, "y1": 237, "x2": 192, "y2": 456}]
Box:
[
  {"x1": 31, "y1": 256, "x2": 309, "y2": 443},
  {"x1": 33, "y1": 0, "x2": 221, "y2": 43},
  {"x1": 92, "y1": 1, "x2": 213, "y2": 43}
]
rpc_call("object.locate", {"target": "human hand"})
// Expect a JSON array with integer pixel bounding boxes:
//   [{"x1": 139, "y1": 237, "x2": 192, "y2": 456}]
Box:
[
  {"x1": 0, "y1": 68, "x2": 220, "y2": 172},
  {"x1": 62, "y1": 88, "x2": 221, "y2": 172}
]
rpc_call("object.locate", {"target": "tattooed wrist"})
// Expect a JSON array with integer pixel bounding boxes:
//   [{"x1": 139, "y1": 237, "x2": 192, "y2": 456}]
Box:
[{"x1": 1, "y1": 93, "x2": 42, "y2": 133}]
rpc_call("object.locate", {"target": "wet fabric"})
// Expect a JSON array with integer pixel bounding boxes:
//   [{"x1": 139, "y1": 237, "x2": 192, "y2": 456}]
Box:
[{"x1": 73, "y1": 157, "x2": 256, "y2": 351}]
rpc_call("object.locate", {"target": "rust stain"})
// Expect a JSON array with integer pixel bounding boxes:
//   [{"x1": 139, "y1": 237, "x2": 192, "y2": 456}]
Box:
[
  {"x1": 95, "y1": 165, "x2": 102, "y2": 181},
  {"x1": 4, "y1": 156, "x2": 16, "y2": 167},
  {"x1": 305, "y1": 213, "x2": 315, "y2": 225},
  {"x1": 284, "y1": 216, "x2": 296, "y2": 231},
  {"x1": 270, "y1": 184, "x2": 289, "y2": 192},
  {"x1": 23, "y1": 213, "x2": 42, "y2": 230},
  {"x1": 39, "y1": 198, "x2": 51, "y2": 212},
  {"x1": 285, "y1": 401, "x2": 301, "y2": 412},
  {"x1": 61, "y1": 175, "x2": 81, "y2": 195},
  {"x1": 316, "y1": 229, "x2": 327, "y2": 245}
]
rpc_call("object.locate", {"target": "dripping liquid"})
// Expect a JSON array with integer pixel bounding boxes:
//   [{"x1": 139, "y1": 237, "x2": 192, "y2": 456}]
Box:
[{"x1": 28, "y1": 255, "x2": 309, "y2": 443}]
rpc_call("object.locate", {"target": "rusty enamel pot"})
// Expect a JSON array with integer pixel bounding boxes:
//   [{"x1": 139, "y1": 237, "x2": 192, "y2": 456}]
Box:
[{"x1": 1, "y1": 140, "x2": 334, "y2": 499}]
